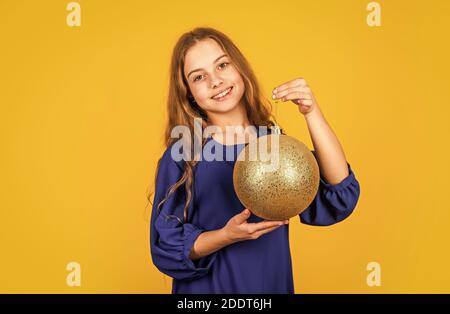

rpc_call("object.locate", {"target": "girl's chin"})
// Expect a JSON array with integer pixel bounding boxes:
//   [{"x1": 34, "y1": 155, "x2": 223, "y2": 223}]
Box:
[{"x1": 211, "y1": 100, "x2": 240, "y2": 112}]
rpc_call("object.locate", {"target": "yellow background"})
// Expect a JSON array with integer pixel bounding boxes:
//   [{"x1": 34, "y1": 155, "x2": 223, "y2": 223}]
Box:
[{"x1": 1, "y1": 0, "x2": 449, "y2": 293}]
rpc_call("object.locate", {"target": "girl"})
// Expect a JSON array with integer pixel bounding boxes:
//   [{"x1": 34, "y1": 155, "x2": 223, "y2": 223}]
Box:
[{"x1": 149, "y1": 27, "x2": 360, "y2": 294}]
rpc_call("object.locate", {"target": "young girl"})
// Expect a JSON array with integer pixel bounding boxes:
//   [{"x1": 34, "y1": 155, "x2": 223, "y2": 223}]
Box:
[{"x1": 149, "y1": 27, "x2": 360, "y2": 294}]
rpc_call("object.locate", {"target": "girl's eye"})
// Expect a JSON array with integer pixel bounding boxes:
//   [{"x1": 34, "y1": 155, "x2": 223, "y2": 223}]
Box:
[
  {"x1": 193, "y1": 75, "x2": 204, "y2": 82},
  {"x1": 193, "y1": 63, "x2": 230, "y2": 82},
  {"x1": 219, "y1": 62, "x2": 229, "y2": 69}
]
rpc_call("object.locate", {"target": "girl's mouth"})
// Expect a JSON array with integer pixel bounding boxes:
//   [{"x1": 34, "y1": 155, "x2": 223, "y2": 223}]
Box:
[{"x1": 211, "y1": 86, "x2": 233, "y2": 101}]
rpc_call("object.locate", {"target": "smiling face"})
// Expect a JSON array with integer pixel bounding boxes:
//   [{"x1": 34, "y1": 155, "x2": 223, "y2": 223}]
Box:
[{"x1": 184, "y1": 38, "x2": 245, "y2": 119}]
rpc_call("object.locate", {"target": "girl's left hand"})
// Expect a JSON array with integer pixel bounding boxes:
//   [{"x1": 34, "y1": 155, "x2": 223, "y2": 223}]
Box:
[{"x1": 272, "y1": 77, "x2": 318, "y2": 115}]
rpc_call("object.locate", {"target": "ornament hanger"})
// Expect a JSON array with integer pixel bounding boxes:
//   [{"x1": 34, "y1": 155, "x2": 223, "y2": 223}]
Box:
[{"x1": 271, "y1": 94, "x2": 282, "y2": 135}]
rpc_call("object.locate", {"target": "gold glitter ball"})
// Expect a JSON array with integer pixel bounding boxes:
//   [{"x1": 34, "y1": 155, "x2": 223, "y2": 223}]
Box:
[{"x1": 233, "y1": 134, "x2": 320, "y2": 220}]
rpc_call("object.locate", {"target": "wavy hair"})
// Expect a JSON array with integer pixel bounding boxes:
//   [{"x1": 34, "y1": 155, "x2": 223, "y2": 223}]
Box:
[{"x1": 146, "y1": 27, "x2": 281, "y2": 223}]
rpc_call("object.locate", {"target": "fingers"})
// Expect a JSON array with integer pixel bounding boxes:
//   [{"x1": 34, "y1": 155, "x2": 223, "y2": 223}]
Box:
[
  {"x1": 273, "y1": 88, "x2": 311, "y2": 101},
  {"x1": 252, "y1": 224, "x2": 284, "y2": 239},
  {"x1": 290, "y1": 97, "x2": 314, "y2": 107},
  {"x1": 274, "y1": 90, "x2": 314, "y2": 109},
  {"x1": 234, "y1": 208, "x2": 251, "y2": 224},
  {"x1": 247, "y1": 219, "x2": 289, "y2": 233},
  {"x1": 281, "y1": 93, "x2": 313, "y2": 104},
  {"x1": 273, "y1": 77, "x2": 308, "y2": 94}
]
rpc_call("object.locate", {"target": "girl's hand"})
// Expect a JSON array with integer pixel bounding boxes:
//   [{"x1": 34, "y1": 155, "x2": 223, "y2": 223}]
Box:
[
  {"x1": 272, "y1": 77, "x2": 318, "y2": 115},
  {"x1": 221, "y1": 209, "x2": 289, "y2": 243}
]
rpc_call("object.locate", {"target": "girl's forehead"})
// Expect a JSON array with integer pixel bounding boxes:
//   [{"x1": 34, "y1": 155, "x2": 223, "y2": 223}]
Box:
[
  {"x1": 184, "y1": 41, "x2": 228, "y2": 77},
  {"x1": 186, "y1": 40, "x2": 225, "y2": 64}
]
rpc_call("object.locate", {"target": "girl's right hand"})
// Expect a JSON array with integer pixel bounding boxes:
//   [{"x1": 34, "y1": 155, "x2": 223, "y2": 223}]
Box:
[{"x1": 221, "y1": 208, "x2": 289, "y2": 243}]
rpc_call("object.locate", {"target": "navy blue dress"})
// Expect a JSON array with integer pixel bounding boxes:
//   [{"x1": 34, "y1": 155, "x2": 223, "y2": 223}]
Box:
[{"x1": 150, "y1": 127, "x2": 360, "y2": 294}]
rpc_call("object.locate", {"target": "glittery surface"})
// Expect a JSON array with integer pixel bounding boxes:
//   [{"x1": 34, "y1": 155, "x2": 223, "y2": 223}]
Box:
[{"x1": 233, "y1": 134, "x2": 320, "y2": 220}]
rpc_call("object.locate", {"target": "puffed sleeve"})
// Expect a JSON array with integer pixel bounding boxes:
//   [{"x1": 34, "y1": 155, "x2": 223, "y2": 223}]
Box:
[
  {"x1": 299, "y1": 152, "x2": 360, "y2": 226},
  {"x1": 150, "y1": 147, "x2": 217, "y2": 281}
]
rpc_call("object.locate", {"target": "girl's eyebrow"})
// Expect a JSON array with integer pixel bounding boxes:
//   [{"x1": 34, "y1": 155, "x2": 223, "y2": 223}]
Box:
[{"x1": 187, "y1": 54, "x2": 228, "y2": 79}]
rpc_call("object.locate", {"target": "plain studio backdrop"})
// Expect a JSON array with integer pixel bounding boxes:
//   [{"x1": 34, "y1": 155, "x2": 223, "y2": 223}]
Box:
[{"x1": 0, "y1": 0, "x2": 449, "y2": 293}]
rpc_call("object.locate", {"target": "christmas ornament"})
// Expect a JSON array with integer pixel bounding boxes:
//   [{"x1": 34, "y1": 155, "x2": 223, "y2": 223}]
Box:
[{"x1": 233, "y1": 126, "x2": 320, "y2": 220}]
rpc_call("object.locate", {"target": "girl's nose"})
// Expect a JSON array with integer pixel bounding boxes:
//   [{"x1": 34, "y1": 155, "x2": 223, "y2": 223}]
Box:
[{"x1": 210, "y1": 77, "x2": 224, "y2": 89}]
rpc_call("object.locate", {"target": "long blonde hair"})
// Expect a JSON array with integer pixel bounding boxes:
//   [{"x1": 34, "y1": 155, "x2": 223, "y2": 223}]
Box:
[{"x1": 147, "y1": 27, "x2": 281, "y2": 223}]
